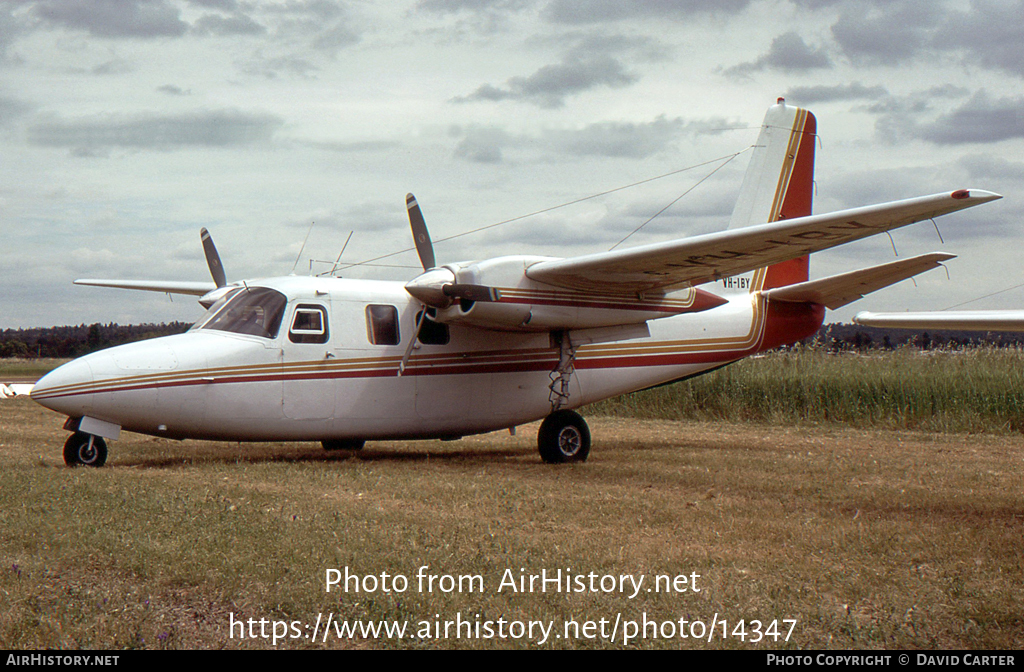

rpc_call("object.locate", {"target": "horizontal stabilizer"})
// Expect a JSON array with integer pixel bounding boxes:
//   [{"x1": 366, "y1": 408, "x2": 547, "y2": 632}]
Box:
[
  {"x1": 854, "y1": 310, "x2": 1024, "y2": 332},
  {"x1": 763, "y1": 253, "x2": 955, "y2": 310},
  {"x1": 74, "y1": 279, "x2": 218, "y2": 296},
  {"x1": 526, "y1": 190, "x2": 999, "y2": 294}
]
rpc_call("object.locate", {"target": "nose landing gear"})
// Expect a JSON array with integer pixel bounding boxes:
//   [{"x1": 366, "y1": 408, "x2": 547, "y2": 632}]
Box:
[{"x1": 63, "y1": 432, "x2": 108, "y2": 467}]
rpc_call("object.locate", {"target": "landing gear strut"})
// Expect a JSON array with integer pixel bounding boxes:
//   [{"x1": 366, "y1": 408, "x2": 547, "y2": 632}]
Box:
[
  {"x1": 537, "y1": 410, "x2": 590, "y2": 463},
  {"x1": 63, "y1": 432, "x2": 108, "y2": 467}
]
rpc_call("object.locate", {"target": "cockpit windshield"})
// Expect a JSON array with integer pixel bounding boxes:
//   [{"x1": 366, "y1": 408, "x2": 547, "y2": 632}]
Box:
[{"x1": 193, "y1": 287, "x2": 287, "y2": 339}]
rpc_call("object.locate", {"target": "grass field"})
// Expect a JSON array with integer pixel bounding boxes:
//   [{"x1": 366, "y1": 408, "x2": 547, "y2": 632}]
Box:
[
  {"x1": 0, "y1": 358, "x2": 67, "y2": 381},
  {"x1": 2, "y1": 388, "x2": 1022, "y2": 649},
  {"x1": 590, "y1": 346, "x2": 1024, "y2": 434}
]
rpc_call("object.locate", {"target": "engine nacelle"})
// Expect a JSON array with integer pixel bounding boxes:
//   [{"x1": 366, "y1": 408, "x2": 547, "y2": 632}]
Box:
[{"x1": 408, "y1": 255, "x2": 727, "y2": 332}]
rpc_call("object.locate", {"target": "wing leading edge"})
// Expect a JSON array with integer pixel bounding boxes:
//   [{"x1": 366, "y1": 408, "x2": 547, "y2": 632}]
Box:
[
  {"x1": 73, "y1": 279, "x2": 218, "y2": 296},
  {"x1": 525, "y1": 190, "x2": 1000, "y2": 294}
]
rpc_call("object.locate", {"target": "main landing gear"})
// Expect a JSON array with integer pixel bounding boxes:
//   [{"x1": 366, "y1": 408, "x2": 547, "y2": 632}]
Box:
[
  {"x1": 537, "y1": 410, "x2": 590, "y2": 464},
  {"x1": 63, "y1": 432, "x2": 108, "y2": 467}
]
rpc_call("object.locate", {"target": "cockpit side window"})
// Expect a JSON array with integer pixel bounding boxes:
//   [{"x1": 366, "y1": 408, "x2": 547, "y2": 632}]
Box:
[
  {"x1": 200, "y1": 287, "x2": 287, "y2": 339},
  {"x1": 289, "y1": 304, "x2": 329, "y2": 344},
  {"x1": 366, "y1": 304, "x2": 400, "y2": 346}
]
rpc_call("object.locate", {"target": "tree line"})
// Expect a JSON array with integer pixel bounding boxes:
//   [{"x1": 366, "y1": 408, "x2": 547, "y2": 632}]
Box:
[
  {"x1": 812, "y1": 323, "x2": 1024, "y2": 351},
  {"x1": 0, "y1": 322, "x2": 190, "y2": 359}
]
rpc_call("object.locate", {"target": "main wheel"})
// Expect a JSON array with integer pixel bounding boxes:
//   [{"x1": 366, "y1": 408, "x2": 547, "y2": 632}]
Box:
[
  {"x1": 538, "y1": 410, "x2": 591, "y2": 463},
  {"x1": 63, "y1": 432, "x2": 108, "y2": 467},
  {"x1": 322, "y1": 439, "x2": 365, "y2": 451}
]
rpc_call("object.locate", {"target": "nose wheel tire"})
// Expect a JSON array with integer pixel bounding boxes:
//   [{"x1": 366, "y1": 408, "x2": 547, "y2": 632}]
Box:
[
  {"x1": 538, "y1": 410, "x2": 591, "y2": 463},
  {"x1": 63, "y1": 432, "x2": 108, "y2": 467}
]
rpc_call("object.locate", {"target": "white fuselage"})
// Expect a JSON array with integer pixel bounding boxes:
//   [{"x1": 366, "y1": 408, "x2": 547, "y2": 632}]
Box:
[{"x1": 30, "y1": 274, "x2": 782, "y2": 443}]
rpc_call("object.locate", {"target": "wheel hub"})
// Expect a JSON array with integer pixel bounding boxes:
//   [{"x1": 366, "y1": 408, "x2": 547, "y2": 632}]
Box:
[{"x1": 557, "y1": 426, "x2": 582, "y2": 456}]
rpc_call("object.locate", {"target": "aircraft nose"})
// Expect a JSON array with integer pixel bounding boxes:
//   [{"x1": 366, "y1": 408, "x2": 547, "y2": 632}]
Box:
[{"x1": 30, "y1": 357, "x2": 96, "y2": 416}]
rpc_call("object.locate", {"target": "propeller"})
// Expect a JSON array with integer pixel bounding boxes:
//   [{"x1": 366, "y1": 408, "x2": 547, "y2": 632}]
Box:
[
  {"x1": 403, "y1": 193, "x2": 500, "y2": 309},
  {"x1": 406, "y1": 193, "x2": 436, "y2": 271},
  {"x1": 201, "y1": 227, "x2": 227, "y2": 288},
  {"x1": 400, "y1": 194, "x2": 501, "y2": 375}
]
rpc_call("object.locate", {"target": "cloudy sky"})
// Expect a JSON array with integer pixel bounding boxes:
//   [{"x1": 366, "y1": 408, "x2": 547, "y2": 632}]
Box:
[{"x1": 2, "y1": 0, "x2": 1023, "y2": 328}]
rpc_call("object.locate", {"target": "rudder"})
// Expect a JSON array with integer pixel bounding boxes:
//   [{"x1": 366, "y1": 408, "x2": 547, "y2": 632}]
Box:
[{"x1": 728, "y1": 99, "x2": 817, "y2": 290}]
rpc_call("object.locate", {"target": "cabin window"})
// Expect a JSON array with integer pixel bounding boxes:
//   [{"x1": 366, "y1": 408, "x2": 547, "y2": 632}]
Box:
[
  {"x1": 289, "y1": 305, "x2": 329, "y2": 344},
  {"x1": 366, "y1": 304, "x2": 400, "y2": 345},
  {"x1": 415, "y1": 309, "x2": 449, "y2": 346},
  {"x1": 200, "y1": 287, "x2": 287, "y2": 339}
]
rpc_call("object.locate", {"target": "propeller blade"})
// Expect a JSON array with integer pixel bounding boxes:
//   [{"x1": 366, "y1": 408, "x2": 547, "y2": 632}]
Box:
[
  {"x1": 406, "y1": 193, "x2": 436, "y2": 271},
  {"x1": 398, "y1": 309, "x2": 428, "y2": 376},
  {"x1": 200, "y1": 227, "x2": 227, "y2": 288},
  {"x1": 443, "y1": 284, "x2": 501, "y2": 303}
]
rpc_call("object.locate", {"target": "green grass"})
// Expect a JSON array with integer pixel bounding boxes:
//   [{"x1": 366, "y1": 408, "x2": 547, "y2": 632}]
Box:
[
  {"x1": 588, "y1": 346, "x2": 1024, "y2": 433},
  {"x1": 0, "y1": 358, "x2": 67, "y2": 380}
]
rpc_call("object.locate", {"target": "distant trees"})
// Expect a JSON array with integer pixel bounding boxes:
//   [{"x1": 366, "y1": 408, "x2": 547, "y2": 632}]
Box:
[
  {"x1": 807, "y1": 323, "x2": 1022, "y2": 352},
  {"x1": 0, "y1": 322, "x2": 190, "y2": 358}
]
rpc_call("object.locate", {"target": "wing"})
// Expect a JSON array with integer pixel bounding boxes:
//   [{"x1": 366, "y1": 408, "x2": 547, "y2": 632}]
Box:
[
  {"x1": 525, "y1": 190, "x2": 1000, "y2": 294},
  {"x1": 764, "y1": 253, "x2": 954, "y2": 310},
  {"x1": 854, "y1": 310, "x2": 1024, "y2": 332},
  {"x1": 74, "y1": 279, "x2": 218, "y2": 296}
]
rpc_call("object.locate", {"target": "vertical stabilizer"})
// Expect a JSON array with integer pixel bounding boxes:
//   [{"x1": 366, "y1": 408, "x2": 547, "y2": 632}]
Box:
[{"x1": 729, "y1": 99, "x2": 817, "y2": 290}]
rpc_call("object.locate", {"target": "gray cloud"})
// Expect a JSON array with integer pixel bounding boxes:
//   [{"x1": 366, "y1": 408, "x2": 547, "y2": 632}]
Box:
[
  {"x1": 449, "y1": 115, "x2": 720, "y2": 164},
  {"x1": 250, "y1": 1, "x2": 359, "y2": 57},
  {"x1": 454, "y1": 54, "x2": 638, "y2": 108},
  {"x1": 543, "y1": 0, "x2": 752, "y2": 24},
  {"x1": 27, "y1": 109, "x2": 284, "y2": 154},
  {"x1": 914, "y1": 92, "x2": 1024, "y2": 145},
  {"x1": 726, "y1": 31, "x2": 832, "y2": 76},
  {"x1": 156, "y1": 84, "x2": 190, "y2": 96},
  {"x1": 867, "y1": 85, "x2": 971, "y2": 143},
  {"x1": 303, "y1": 139, "x2": 401, "y2": 154},
  {"x1": 784, "y1": 82, "x2": 888, "y2": 105},
  {"x1": 418, "y1": 0, "x2": 534, "y2": 12},
  {"x1": 831, "y1": 3, "x2": 942, "y2": 65},
  {"x1": 88, "y1": 57, "x2": 135, "y2": 76},
  {"x1": 32, "y1": 0, "x2": 188, "y2": 39},
  {"x1": 187, "y1": 0, "x2": 239, "y2": 9},
  {"x1": 192, "y1": 12, "x2": 267, "y2": 36},
  {"x1": 0, "y1": 5, "x2": 24, "y2": 62},
  {"x1": 934, "y1": 0, "x2": 1024, "y2": 78},
  {"x1": 959, "y1": 154, "x2": 1024, "y2": 182},
  {"x1": 542, "y1": 116, "x2": 690, "y2": 159},
  {"x1": 452, "y1": 126, "x2": 511, "y2": 163},
  {"x1": 0, "y1": 93, "x2": 34, "y2": 126},
  {"x1": 238, "y1": 54, "x2": 320, "y2": 79},
  {"x1": 310, "y1": 24, "x2": 359, "y2": 52}
]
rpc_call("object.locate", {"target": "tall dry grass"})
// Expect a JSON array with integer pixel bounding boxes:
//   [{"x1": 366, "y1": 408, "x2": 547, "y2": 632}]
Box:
[{"x1": 588, "y1": 346, "x2": 1024, "y2": 433}]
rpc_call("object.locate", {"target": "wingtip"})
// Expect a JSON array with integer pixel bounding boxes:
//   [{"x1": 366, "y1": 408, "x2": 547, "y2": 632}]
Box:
[
  {"x1": 952, "y1": 189, "x2": 1002, "y2": 202},
  {"x1": 852, "y1": 311, "x2": 872, "y2": 325}
]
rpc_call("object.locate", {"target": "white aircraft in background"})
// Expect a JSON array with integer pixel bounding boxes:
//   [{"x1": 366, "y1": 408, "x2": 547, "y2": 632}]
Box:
[
  {"x1": 854, "y1": 311, "x2": 1024, "y2": 331},
  {"x1": 11, "y1": 99, "x2": 1000, "y2": 467}
]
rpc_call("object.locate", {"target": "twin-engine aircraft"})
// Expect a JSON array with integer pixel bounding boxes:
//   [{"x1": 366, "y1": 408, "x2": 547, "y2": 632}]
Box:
[{"x1": 19, "y1": 99, "x2": 1001, "y2": 467}]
